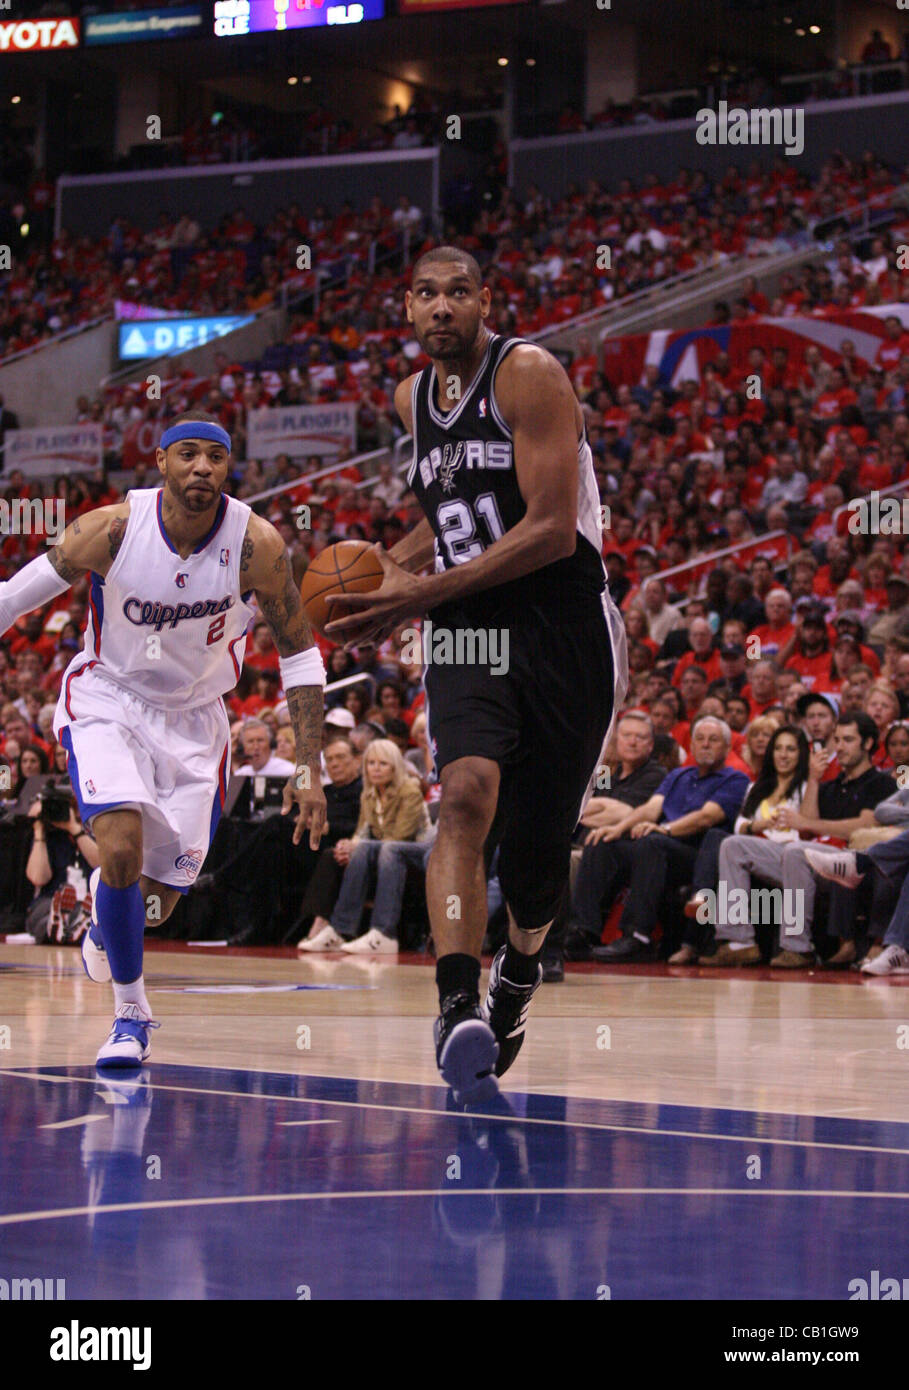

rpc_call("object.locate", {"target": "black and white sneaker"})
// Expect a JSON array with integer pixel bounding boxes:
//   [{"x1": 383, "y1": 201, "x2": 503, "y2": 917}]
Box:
[
  {"x1": 434, "y1": 990, "x2": 499, "y2": 1101},
  {"x1": 483, "y1": 946, "x2": 543, "y2": 1078}
]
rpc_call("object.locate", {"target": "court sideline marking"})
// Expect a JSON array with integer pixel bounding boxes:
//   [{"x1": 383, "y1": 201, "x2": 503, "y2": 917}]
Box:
[
  {"x1": 2, "y1": 1186, "x2": 909, "y2": 1230},
  {"x1": 3, "y1": 1068, "x2": 908, "y2": 1158}
]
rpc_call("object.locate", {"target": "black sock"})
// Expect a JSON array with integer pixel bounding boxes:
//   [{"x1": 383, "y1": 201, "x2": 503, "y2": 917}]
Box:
[
  {"x1": 855, "y1": 852, "x2": 872, "y2": 875},
  {"x1": 502, "y1": 938, "x2": 543, "y2": 984},
  {"x1": 436, "y1": 953, "x2": 480, "y2": 1008}
]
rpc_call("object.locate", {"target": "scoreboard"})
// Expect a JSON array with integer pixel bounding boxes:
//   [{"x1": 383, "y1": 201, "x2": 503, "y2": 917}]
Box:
[{"x1": 213, "y1": 0, "x2": 386, "y2": 34}]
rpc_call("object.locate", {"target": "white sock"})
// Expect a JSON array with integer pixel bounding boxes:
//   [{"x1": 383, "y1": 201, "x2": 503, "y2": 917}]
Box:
[
  {"x1": 113, "y1": 977, "x2": 152, "y2": 1018},
  {"x1": 726, "y1": 940, "x2": 754, "y2": 952}
]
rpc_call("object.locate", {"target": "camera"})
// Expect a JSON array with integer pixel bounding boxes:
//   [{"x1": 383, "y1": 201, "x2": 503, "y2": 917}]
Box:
[{"x1": 37, "y1": 780, "x2": 76, "y2": 827}]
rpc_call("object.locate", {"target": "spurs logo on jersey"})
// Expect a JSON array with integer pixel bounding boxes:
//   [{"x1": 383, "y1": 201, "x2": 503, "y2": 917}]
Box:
[
  {"x1": 407, "y1": 333, "x2": 606, "y2": 607},
  {"x1": 61, "y1": 487, "x2": 256, "y2": 711},
  {"x1": 417, "y1": 438, "x2": 513, "y2": 495}
]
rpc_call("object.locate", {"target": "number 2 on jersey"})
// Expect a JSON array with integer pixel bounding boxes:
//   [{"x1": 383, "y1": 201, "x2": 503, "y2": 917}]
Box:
[{"x1": 436, "y1": 492, "x2": 505, "y2": 564}]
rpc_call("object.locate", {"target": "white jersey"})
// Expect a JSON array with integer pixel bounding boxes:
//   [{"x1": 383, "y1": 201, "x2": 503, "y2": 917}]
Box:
[{"x1": 61, "y1": 486, "x2": 256, "y2": 712}]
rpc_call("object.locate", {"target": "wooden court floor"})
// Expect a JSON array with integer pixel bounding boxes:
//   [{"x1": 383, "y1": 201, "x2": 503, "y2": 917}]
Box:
[
  {"x1": 3, "y1": 941, "x2": 909, "y2": 1300},
  {"x1": 2, "y1": 941, "x2": 909, "y2": 1121}
]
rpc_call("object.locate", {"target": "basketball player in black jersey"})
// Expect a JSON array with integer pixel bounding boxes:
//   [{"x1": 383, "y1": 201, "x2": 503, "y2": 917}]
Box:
[{"x1": 326, "y1": 247, "x2": 627, "y2": 1100}]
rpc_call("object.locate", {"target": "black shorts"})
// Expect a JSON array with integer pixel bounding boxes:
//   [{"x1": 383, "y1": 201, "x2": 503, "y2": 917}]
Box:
[{"x1": 423, "y1": 594, "x2": 617, "y2": 929}]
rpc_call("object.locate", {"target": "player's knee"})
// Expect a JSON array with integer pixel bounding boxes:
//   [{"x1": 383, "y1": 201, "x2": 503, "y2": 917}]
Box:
[
  {"x1": 500, "y1": 841, "x2": 568, "y2": 930},
  {"x1": 506, "y1": 884, "x2": 563, "y2": 932},
  {"x1": 100, "y1": 848, "x2": 142, "y2": 888},
  {"x1": 438, "y1": 761, "x2": 498, "y2": 837}
]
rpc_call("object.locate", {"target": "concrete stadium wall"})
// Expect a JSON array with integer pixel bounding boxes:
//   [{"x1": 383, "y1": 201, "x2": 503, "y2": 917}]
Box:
[
  {"x1": 510, "y1": 91, "x2": 909, "y2": 200},
  {"x1": 57, "y1": 148, "x2": 440, "y2": 239},
  {"x1": 0, "y1": 322, "x2": 116, "y2": 430}
]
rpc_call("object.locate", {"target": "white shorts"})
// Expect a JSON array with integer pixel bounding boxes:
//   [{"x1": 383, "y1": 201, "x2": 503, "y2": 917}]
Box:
[{"x1": 53, "y1": 662, "x2": 231, "y2": 893}]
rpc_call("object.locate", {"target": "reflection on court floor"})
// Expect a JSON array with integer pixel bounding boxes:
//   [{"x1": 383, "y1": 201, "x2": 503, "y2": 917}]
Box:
[{"x1": 2, "y1": 1063, "x2": 908, "y2": 1300}]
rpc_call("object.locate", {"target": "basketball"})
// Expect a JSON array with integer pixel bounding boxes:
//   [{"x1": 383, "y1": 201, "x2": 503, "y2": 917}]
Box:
[{"x1": 299, "y1": 540, "x2": 385, "y2": 636}]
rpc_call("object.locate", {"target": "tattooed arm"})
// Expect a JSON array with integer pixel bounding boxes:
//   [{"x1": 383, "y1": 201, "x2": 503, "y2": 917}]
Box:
[
  {"x1": 0, "y1": 503, "x2": 130, "y2": 639},
  {"x1": 46, "y1": 504, "x2": 131, "y2": 583},
  {"x1": 241, "y1": 514, "x2": 326, "y2": 847}
]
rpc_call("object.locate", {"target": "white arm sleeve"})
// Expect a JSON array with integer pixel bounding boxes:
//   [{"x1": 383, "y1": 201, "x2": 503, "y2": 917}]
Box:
[{"x1": 0, "y1": 553, "x2": 73, "y2": 635}]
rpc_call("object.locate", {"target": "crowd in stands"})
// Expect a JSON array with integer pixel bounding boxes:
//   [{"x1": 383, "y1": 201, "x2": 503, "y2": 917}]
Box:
[
  {"x1": 3, "y1": 148, "x2": 909, "y2": 966},
  {"x1": 4, "y1": 142, "x2": 906, "y2": 371},
  {"x1": 132, "y1": 95, "x2": 446, "y2": 171}
]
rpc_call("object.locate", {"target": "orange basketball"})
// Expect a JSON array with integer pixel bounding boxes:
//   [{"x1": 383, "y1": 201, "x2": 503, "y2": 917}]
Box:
[{"x1": 299, "y1": 540, "x2": 384, "y2": 637}]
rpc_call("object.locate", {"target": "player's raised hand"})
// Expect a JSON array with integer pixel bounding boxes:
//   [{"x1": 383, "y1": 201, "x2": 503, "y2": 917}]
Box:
[
  {"x1": 324, "y1": 544, "x2": 424, "y2": 647},
  {"x1": 282, "y1": 765, "x2": 327, "y2": 850}
]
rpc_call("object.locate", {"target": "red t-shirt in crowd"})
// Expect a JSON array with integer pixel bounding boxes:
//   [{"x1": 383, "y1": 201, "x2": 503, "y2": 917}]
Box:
[
  {"x1": 671, "y1": 648, "x2": 723, "y2": 687},
  {"x1": 748, "y1": 622, "x2": 795, "y2": 658},
  {"x1": 785, "y1": 650, "x2": 835, "y2": 689}
]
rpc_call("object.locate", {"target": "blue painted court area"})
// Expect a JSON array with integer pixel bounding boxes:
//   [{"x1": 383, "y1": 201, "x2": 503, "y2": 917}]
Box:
[{"x1": 1, "y1": 1064, "x2": 907, "y2": 1300}]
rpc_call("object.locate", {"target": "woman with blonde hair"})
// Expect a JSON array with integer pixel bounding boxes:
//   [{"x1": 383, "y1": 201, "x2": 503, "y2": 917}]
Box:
[
  {"x1": 864, "y1": 681, "x2": 901, "y2": 766},
  {"x1": 740, "y1": 714, "x2": 779, "y2": 779},
  {"x1": 300, "y1": 739, "x2": 432, "y2": 954}
]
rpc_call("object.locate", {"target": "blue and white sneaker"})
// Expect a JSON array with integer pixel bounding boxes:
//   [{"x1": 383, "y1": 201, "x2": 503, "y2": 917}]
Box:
[
  {"x1": 96, "y1": 1004, "x2": 160, "y2": 1070},
  {"x1": 434, "y1": 990, "x2": 499, "y2": 1102},
  {"x1": 81, "y1": 868, "x2": 111, "y2": 984}
]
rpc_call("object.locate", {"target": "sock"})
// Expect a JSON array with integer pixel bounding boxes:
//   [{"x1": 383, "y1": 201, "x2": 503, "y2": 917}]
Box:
[
  {"x1": 96, "y1": 878, "x2": 146, "y2": 994},
  {"x1": 855, "y1": 853, "x2": 872, "y2": 875},
  {"x1": 113, "y1": 977, "x2": 152, "y2": 1019},
  {"x1": 502, "y1": 938, "x2": 543, "y2": 984},
  {"x1": 436, "y1": 952, "x2": 480, "y2": 1009}
]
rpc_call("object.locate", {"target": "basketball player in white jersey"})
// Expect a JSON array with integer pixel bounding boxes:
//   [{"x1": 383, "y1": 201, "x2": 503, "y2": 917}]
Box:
[{"x1": 0, "y1": 412, "x2": 326, "y2": 1068}]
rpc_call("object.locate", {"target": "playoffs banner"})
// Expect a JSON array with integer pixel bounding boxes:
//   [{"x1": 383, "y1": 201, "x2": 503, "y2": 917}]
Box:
[
  {"x1": 3, "y1": 426, "x2": 102, "y2": 477},
  {"x1": 246, "y1": 403, "x2": 357, "y2": 461}
]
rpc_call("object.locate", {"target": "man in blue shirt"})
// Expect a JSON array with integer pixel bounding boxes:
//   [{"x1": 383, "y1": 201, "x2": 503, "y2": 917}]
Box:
[{"x1": 563, "y1": 715, "x2": 749, "y2": 963}]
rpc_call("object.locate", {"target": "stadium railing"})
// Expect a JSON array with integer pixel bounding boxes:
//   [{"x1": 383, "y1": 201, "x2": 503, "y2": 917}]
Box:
[
  {"x1": 643, "y1": 530, "x2": 795, "y2": 600},
  {"x1": 242, "y1": 430, "x2": 414, "y2": 511},
  {"x1": 243, "y1": 447, "x2": 392, "y2": 510},
  {"x1": 780, "y1": 61, "x2": 909, "y2": 100},
  {"x1": 532, "y1": 246, "x2": 822, "y2": 358}
]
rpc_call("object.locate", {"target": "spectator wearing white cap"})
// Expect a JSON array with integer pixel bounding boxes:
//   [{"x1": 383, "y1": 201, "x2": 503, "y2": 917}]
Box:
[
  {"x1": 323, "y1": 707, "x2": 356, "y2": 734},
  {"x1": 317, "y1": 706, "x2": 358, "y2": 785}
]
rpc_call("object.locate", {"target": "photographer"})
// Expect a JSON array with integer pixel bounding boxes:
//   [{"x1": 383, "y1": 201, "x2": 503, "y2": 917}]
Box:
[{"x1": 24, "y1": 782, "x2": 100, "y2": 942}]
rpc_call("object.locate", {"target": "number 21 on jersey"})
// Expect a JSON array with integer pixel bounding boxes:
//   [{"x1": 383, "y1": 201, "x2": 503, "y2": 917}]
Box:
[{"x1": 436, "y1": 492, "x2": 505, "y2": 564}]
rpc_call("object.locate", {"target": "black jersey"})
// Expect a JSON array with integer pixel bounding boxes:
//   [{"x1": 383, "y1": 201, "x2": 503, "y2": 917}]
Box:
[{"x1": 406, "y1": 333, "x2": 606, "y2": 619}]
